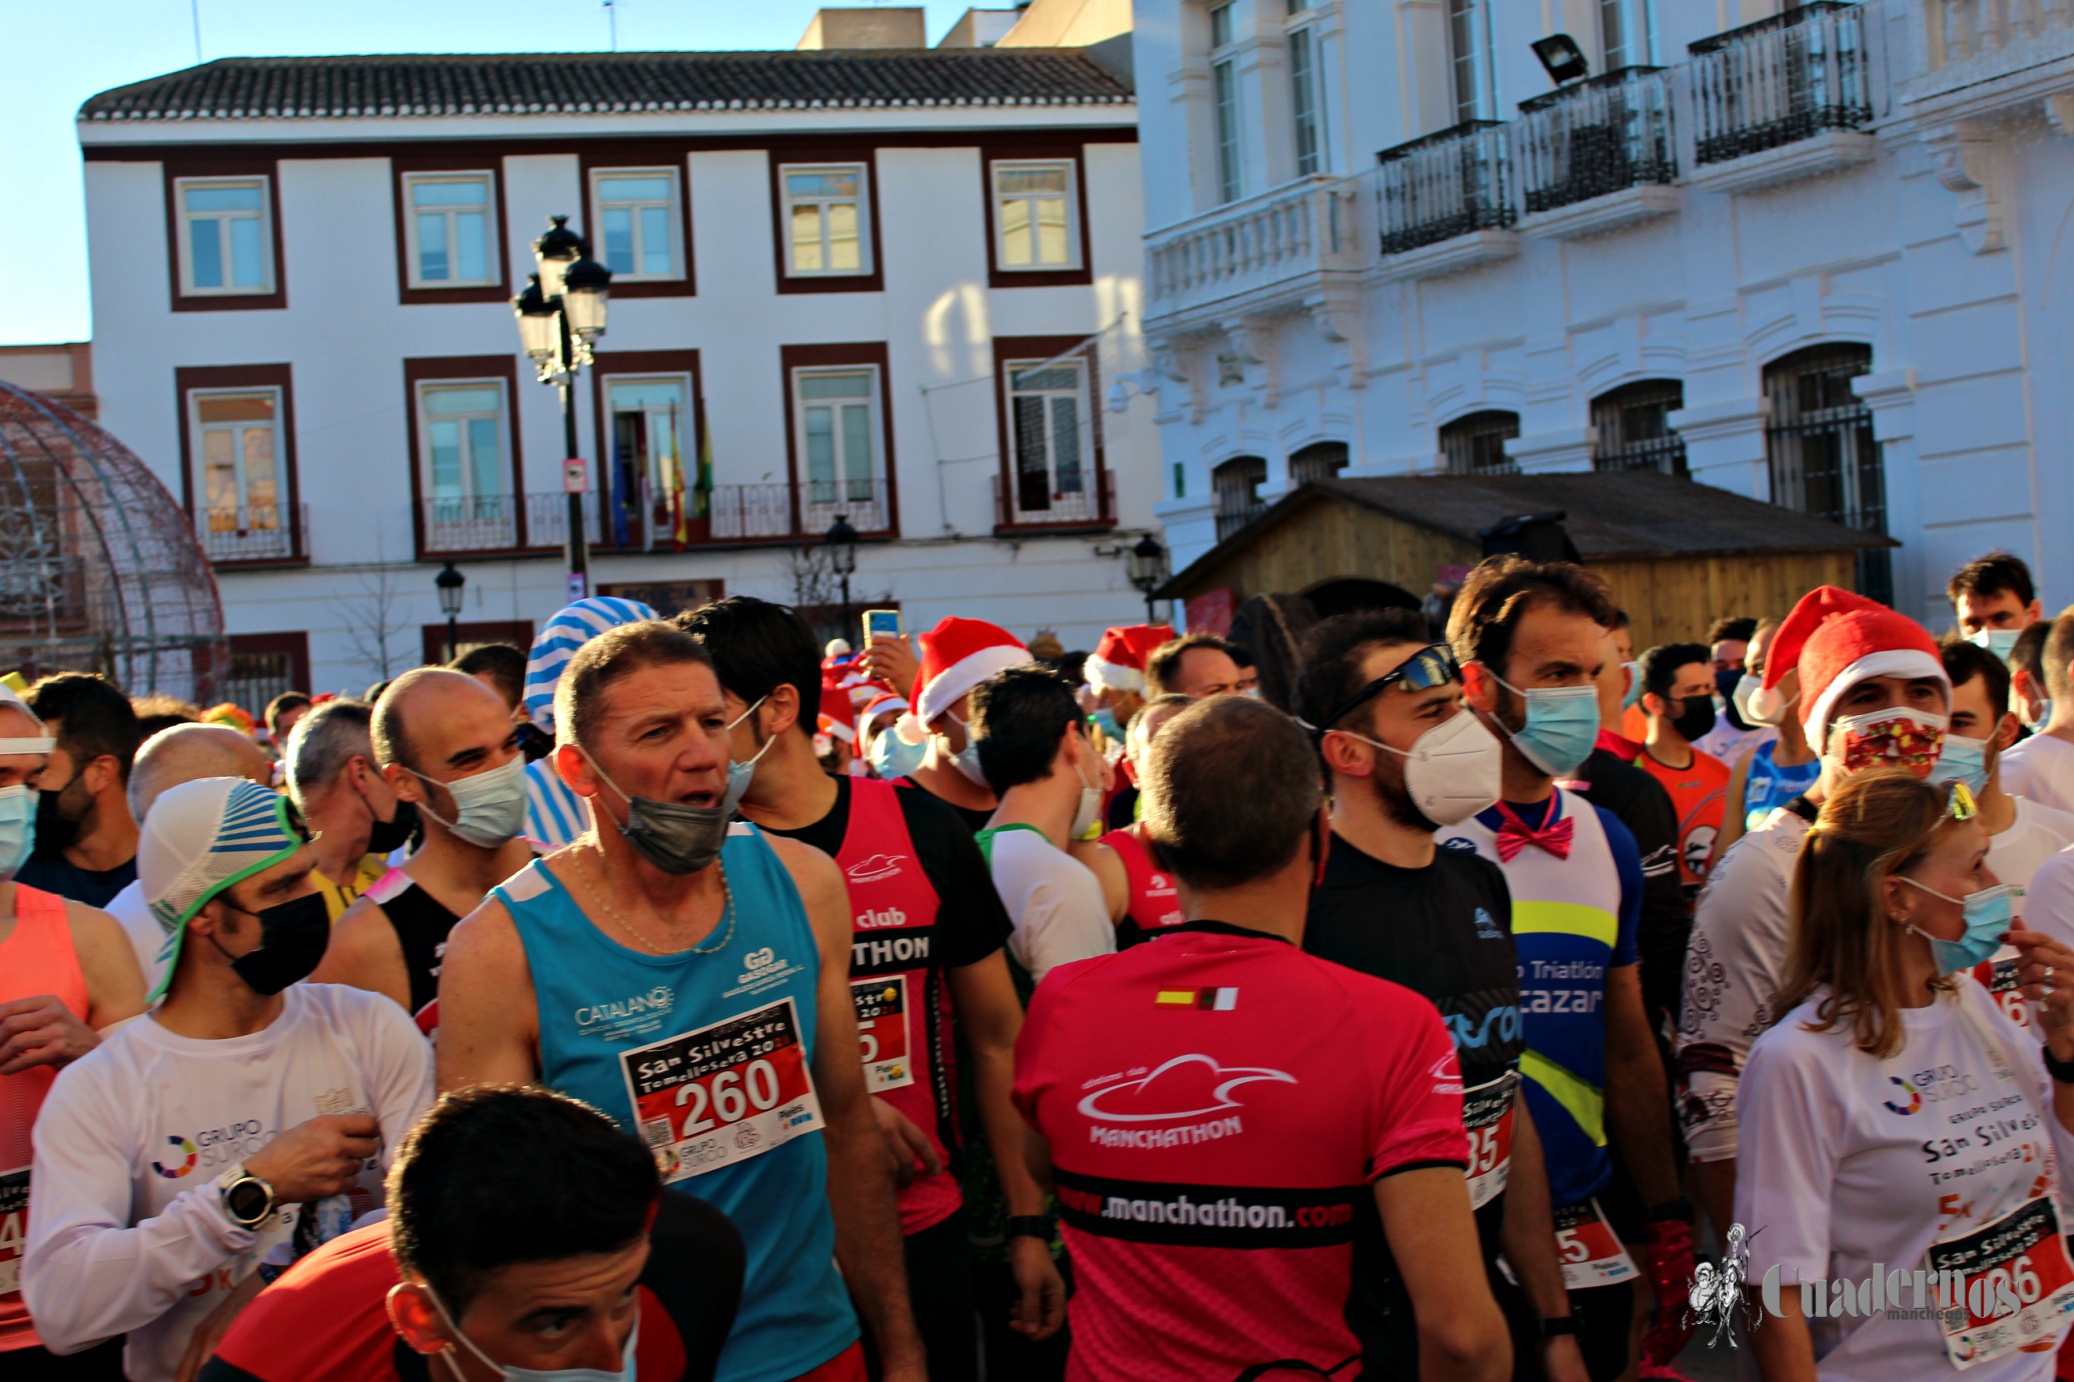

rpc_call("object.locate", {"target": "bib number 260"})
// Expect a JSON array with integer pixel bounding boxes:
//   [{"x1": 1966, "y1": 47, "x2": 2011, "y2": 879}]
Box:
[{"x1": 620, "y1": 997, "x2": 826, "y2": 1184}]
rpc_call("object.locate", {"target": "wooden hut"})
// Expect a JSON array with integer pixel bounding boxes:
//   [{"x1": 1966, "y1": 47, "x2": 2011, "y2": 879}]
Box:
[{"x1": 1158, "y1": 472, "x2": 1895, "y2": 651}]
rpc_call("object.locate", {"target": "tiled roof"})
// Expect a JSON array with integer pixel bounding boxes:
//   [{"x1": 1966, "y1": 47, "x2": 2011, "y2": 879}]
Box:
[{"x1": 80, "y1": 50, "x2": 1133, "y2": 122}]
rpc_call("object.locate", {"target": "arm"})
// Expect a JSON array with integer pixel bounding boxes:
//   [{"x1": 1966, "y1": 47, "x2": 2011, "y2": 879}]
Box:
[
  {"x1": 1748, "y1": 1281, "x2": 1817, "y2": 1382},
  {"x1": 0, "y1": 904, "x2": 146, "y2": 1075},
  {"x1": 307, "y1": 898, "x2": 412, "y2": 1013},
  {"x1": 1498, "y1": 1099, "x2": 1587, "y2": 1382},
  {"x1": 1708, "y1": 748, "x2": 1756, "y2": 872},
  {"x1": 433, "y1": 899, "x2": 541, "y2": 1092},
  {"x1": 1603, "y1": 962, "x2": 1681, "y2": 1206},
  {"x1": 354, "y1": 994, "x2": 437, "y2": 1169},
  {"x1": 1067, "y1": 840, "x2": 1128, "y2": 925},
  {"x1": 774, "y1": 837, "x2": 924, "y2": 1380},
  {"x1": 1375, "y1": 1168, "x2": 1511, "y2": 1382},
  {"x1": 947, "y1": 952, "x2": 1067, "y2": 1341}
]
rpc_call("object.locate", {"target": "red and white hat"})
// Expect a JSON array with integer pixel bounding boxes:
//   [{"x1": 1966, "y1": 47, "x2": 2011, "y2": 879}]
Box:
[
  {"x1": 861, "y1": 691, "x2": 908, "y2": 728},
  {"x1": 902, "y1": 618, "x2": 1028, "y2": 737},
  {"x1": 1086, "y1": 624, "x2": 1176, "y2": 697},
  {"x1": 1765, "y1": 586, "x2": 1948, "y2": 738}
]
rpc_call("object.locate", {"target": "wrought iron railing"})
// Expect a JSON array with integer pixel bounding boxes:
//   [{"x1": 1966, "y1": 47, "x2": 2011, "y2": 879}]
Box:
[
  {"x1": 1515, "y1": 67, "x2": 1678, "y2": 213},
  {"x1": 196, "y1": 503, "x2": 304, "y2": 564},
  {"x1": 420, "y1": 494, "x2": 527, "y2": 554},
  {"x1": 1689, "y1": 2, "x2": 1874, "y2": 164},
  {"x1": 1376, "y1": 120, "x2": 1517, "y2": 254},
  {"x1": 800, "y1": 477, "x2": 891, "y2": 538}
]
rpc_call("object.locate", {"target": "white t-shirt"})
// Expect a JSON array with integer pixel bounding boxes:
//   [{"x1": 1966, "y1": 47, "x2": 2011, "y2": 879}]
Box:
[
  {"x1": 1697, "y1": 720, "x2": 1776, "y2": 771},
  {"x1": 982, "y1": 825, "x2": 1115, "y2": 983},
  {"x1": 103, "y1": 879, "x2": 168, "y2": 999},
  {"x1": 1676, "y1": 806, "x2": 1811, "y2": 1162},
  {"x1": 23, "y1": 983, "x2": 434, "y2": 1381},
  {"x1": 1740, "y1": 981, "x2": 2074, "y2": 1381},
  {"x1": 1991, "y1": 796, "x2": 2074, "y2": 897},
  {"x1": 2002, "y1": 735, "x2": 2074, "y2": 817}
]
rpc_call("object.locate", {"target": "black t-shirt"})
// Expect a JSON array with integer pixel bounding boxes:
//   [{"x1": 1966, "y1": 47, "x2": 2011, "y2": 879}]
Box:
[
  {"x1": 1569, "y1": 746, "x2": 1686, "y2": 1024},
  {"x1": 17, "y1": 847, "x2": 136, "y2": 908},
  {"x1": 1304, "y1": 832, "x2": 1522, "y2": 1378},
  {"x1": 765, "y1": 774, "x2": 1012, "y2": 968},
  {"x1": 894, "y1": 775, "x2": 997, "y2": 837}
]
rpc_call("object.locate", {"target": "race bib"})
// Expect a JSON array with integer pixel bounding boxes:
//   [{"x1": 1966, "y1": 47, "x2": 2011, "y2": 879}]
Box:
[
  {"x1": 851, "y1": 974, "x2": 915, "y2": 1094},
  {"x1": 620, "y1": 998, "x2": 826, "y2": 1184},
  {"x1": 1463, "y1": 1072, "x2": 1519, "y2": 1211},
  {"x1": 1971, "y1": 950, "x2": 2033, "y2": 1032},
  {"x1": 0, "y1": 1166, "x2": 24, "y2": 1298},
  {"x1": 1554, "y1": 1199, "x2": 1639, "y2": 1291},
  {"x1": 1928, "y1": 1195, "x2": 2074, "y2": 1369}
]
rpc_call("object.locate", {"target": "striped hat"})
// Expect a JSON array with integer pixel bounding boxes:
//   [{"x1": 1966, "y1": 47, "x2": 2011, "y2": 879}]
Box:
[
  {"x1": 139, "y1": 777, "x2": 308, "y2": 1000},
  {"x1": 522, "y1": 597, "x2": 658, "y2": 732}
]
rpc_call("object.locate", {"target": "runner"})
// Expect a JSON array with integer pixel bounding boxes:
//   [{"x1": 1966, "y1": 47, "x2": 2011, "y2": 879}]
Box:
[
  {"x1": 199, "y1": 1085, "x2": 744, "y2": 1382},
  {"x1": 1013, "y1": 695, "x2": 1511, "y2": 1381},
  {"x1": 1438, "y1": 557, "x2": 1690, "y2": 1382},
  {"x1": 1713, "y1": 618, "x2": 1820, "y2": 865},
  {"x1": 1143, "y1": 634, "x2": 1244, "y2": 701},
  {"x1": 1677, "y1": 585, "x2": 1952, "y2": 1240},
  {"x1": 24, "y1": 777, "x2": 434, "y2": 1382},
  {"x1": 859, "y1": 692, "x2": 924, "y2": 782},
  {"x1": 1632, "y1": 642, "x2": 1731, "y2": 890},
  {"x1": 2013, "y1": 622, "x2": 2055, "y2": 732},
  {"x1": 262, "y1": 694, "x2": 311, "y2": 753},
  {"x1": 1083, "y1": 624, "x2": 1171, "y2": 757},
  {"x1": 1292, "y1": 609, "x2": 1588, "y2": 1382},
  {"x1": 436, "y1": 621, "x2": 923, "y2": 1382},
  {"x1": 1082, "y1": 694, "x2": 1191, "y2": 946},
  {"x1": 18, "y1": 674, "x2": 141, "y2": 908},
  {"x1": 1741, "y1": 770, "x2": 2074, "y2": 1380},
  {"x1": 283, "y1": 702, "x2": 416, "y2": 923},
  {"x1": 1694, "y1": 617, "x2": 1771, "y2": 768},
  {"x1": 1949, "y1": 549, "x2": 2045, "y2": 659},
  {"x1": 676, "y1": 596, "x2": 1064, "y2": 1375},
  {"x1": 310, "y1": 671, "x2": 534, "y2": 1020},
  {"x1": 881, "y1": 619, "x2": 1030, "y2": 834},
  {"x1": 1999, "y1": 610, "x2": 2074, "y2": 814},
  {"x1": 520, "y1": 597, "x2": 658, "y2": 852}
]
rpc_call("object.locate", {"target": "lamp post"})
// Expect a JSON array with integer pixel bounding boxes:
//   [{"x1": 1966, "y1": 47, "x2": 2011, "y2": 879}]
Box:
[
  {"x1": 1126, "y1": 533, "x2": 1168, "y2": 624},
  {"x1": 514, "y1": 216, "x2": 612, "y2": 602},
  {"x1": 825, "y1": 515, "x2": 859, "y2": 635},
  {"x1": 435, "y1": 561, "x2": 466, "y2": 661}
]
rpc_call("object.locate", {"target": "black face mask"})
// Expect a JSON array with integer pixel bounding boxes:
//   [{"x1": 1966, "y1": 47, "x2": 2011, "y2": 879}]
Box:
[
  {"x1": 514, "y1": 722, "x2": 555, "y2": 764},
  {"x1": 1669, "y1": 694, "x2": 1719, "y2": 745},
  {"x1": 212, "y1": 892, "x2": 331, "y2": 996},
  {"x1": 365, "y1": 799, "x2": 419, "y2": 856},
  {"x1": 34, "y1": 782, "x2": 81, "y2": 854},
  {"x1": 1715, "y1": 668, "x2": 1753, "y2": 731}
]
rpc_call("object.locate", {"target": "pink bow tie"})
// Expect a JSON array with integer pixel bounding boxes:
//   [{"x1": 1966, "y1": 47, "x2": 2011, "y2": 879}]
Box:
[{"x1": 1495, "y1": 813, "x2": 1573, "y2": 862}]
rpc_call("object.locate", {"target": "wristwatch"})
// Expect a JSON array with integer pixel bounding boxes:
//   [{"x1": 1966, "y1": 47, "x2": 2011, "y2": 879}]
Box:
[
  {"x1": 2045, "y1": 1046, "x2": 2074, "y2": 1085},
  {"x1": 217, "y1": 1163, "x2": 277, "y2": 1229},
  {"x1": 1006, "y1": 1214, "x2": 1056, "y2": 1242},
  {"x1": 1538, "y1": 1317, "x2": 1577, "y2": 1340}
]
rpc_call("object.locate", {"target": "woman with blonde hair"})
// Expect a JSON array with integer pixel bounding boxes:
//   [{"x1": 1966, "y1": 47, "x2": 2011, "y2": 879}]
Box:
[{"x1": 1741, "y1": 768, "x2": 2074, "y2": 1380}]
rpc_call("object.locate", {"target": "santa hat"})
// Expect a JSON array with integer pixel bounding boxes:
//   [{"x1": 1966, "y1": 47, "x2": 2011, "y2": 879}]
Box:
[
  {"x1": 1768, "y1": 586, "x2": 1948, "y2": 738},
  {"x1": 899, "y1": 618, "x2": 1028, "y2": 740},
  {"x1": 1085, "y1": 624, "x2": 1176, "y2": 697},
  {"x1": 861, "y1": 692, "x2": 909, "y2": 728},
  {"x1": 817, "y1": 684, "x2": 858, "y2": 745}
]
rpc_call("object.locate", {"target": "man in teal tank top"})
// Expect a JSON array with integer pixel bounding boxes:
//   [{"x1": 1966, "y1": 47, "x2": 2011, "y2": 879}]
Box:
[{"x1": 436, "y1": 621, "x2": 924, "y2": 1382}]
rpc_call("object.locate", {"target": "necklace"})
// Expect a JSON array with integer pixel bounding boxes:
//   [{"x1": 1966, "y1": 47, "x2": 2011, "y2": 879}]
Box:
[{"x1": 580, "y1": 847, "x2": 736, "y2": 957}]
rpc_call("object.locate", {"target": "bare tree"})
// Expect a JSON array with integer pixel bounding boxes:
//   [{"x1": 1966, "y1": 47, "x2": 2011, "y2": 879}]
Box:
[
  {"x1": 782, "y1": 545, "x2": 890, "y2": 648},
  {"x1": 337, "y1": 520, "x2": 414, "y2": 684}
]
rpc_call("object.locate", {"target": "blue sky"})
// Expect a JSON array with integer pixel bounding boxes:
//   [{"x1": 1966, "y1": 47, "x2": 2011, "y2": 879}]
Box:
[{"x1": 0, "y1": 0, "x2": 976, "y2": 346}]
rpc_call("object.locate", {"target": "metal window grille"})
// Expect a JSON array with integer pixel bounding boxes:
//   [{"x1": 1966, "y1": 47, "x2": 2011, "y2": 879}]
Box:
[
  {"x1": 226, "y1": 649, "x2": 297, "y2": 712},
  {"x1": 1214, "y1": 456, "x2": 1268, "y2": 540},
  {"x1": 1591, "y1": 379, "x2": 1689, "y2": 475},
  {"x1": 1289, "y1": 441, "x2": 1349, "y2": 484},
  {"x1": 1440, "y1": 411, "x2": 1520, "y2": 475},
  {"x1": 1764, "y1": 343, "x2": 1891, "y2": 603}
]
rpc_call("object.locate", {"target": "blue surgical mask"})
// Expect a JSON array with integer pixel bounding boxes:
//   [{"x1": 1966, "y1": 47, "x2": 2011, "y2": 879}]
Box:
[
  {"x1": 0, "y1": 784, "x2": 33, "y2": 880},
  {"x1": 2025, "y1": 696, "x2": 2054, "y2": 731},
  {"x1": 1483, "y1": 670, "x2": 1600, "y2": 778},
  {"x1": 725, "y1": 696, "x2": 773, "y2": 813},
  {"x1": 1900, "y1": 878, "x2": 2020, "y2": 975},
  {"x1": 1970, "y1": 627, "x2": 2023, "y2": 661},
  {"x1": 942, "y1": 711, "x2": 989, "y2": 789},
  {"x1": 406, "y1": 756, "x2": 527, "y2": 849},
  {"x1": 1090, "y1": 708, "x2": 1123, "y2": 742},
  {"x1": 868, "y1": 727, "x2": 926, "y2": 780},
  {"x1": 430, "y1": 1283, "x2": 637, "y2": 1382},
  {"x1": 1929, "y1": 733, "x2": 1991, "y2": 796},
  {"x1": 1620, "y1": 661, "x2": 1644, "y2": 711}
]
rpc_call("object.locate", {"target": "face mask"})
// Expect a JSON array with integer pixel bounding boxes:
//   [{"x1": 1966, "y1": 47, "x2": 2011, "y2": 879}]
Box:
[
  {"x1": 1898, "y1": 879, "x2": 2019, "y2": 976},
  {"x1": 1733, "y1": 673, "x2": 1799, "y2": 728},
  {"x1": 868, "y1": 729, "x2": 926, "y2": 781},
  {"x1": 1338, "y1": 708, "x2": 1503, "y2": 828},
  {"x1": 211, "y1": 892, "x2": 331, "y2": 996},
  {"x1": 1714, "y1": 668, "x2": 1754, "y2": 730},
  {"x1": 941, "y1": 712, "x2": 990, "y2": 790},
  {"x1": 1970, "y1": 627, "x2": 2022, "y2": 661},
  {"x1": 1070, "y1": 752, "x2": 1103, "y2": 840},
  {"x1": 34, "y1": 781, "x2": 80, "y2": 854},
  {"x1": 1929, "y1": 733, "x2": 1991, "y2": 796},
  {"x1": 429, "y1": 1282, "x2": 638, "y2": 1382},
  {"x1": 1828, "y1": 708, "x2": 1947, "y2": 775},
  {"x1": 1669, "y1": 693, "x2": 1719, "y2": 745},
  {"x1": 364, "y1": 796, "x2": 419, "y2": 856},
  {"x1": 1089, "y1": 708, "x2": 1123, "y2": 742},
  {"x1": 1238, "y1": 685, "x2": 1261, "y2": 700},
  {"x1": 0, "y1": 784, "x2": 35, "y2": 880},
  {"x1": 725, "y1": 697, "x2": 773, "y2": 813},
  {"x1": 580, "y1": 747, "x2": 729, "y2": 875},
  {"x1": 1620, "y1": 662, "x2": 1644, "y2": 712},
  {"x1": 1482, "y1": 671, "x2": 1599, "y2": 779},
  {"x1": 2024, "y1": 695, "x2": 2054, "y2": 731},
  {"x1": 407, "y1": 756, "x2": 527, "y2": 849}
]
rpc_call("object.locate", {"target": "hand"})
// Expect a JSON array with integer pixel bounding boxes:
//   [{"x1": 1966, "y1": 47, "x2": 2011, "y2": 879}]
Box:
[
  {"x1": 861, "y1": 635, "x2": 920, "y2": 699},
  {"x1": 0, "y1": 995, "x2": 100, "y2": 1075},
  {"x1": 2009, "y1": 929, "x2": 2074, "y2": 1056},
  {"x1": 1006, "y1": 1234, "x2": 1066, "y2": 1341},
  {"x1": 1541, "y1": 1333, "x2": 1591, "y2": 1382},
  {"x1": 1640, "y1": 1219, "x2": 1697, "y2": 1366},
  {"x1": 242, "y1": 1114, "x2": 380, "y2": 1204},
  {"x1": 174, "y1": 1269, "x2": 266, "y2": 1382},
  {"x1": 869, "y1": 1097, "x2": 942, "y2": 1190}
]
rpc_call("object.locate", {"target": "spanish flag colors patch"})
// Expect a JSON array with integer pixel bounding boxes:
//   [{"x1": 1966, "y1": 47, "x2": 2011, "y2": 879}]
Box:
[{"x1": 1154, "y1": 987, "x2": 1238, "y2": 1010}]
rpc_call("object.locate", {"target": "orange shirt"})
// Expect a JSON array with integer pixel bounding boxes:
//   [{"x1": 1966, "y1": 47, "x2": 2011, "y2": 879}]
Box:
[{"x1": 1636, "y1": 745, "x2": 1731, "y2": 888}]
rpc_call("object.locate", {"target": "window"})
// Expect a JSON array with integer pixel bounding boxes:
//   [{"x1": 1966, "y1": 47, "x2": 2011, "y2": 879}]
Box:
[
  {"x1": 796, "y1": 369, "x2": 881, "y2": 512},
  {"x1": 1007, "y1": 359, "x2": 1096, "y2": 521},
  {"x1": 404, "y1": 173, "x2": 496, "y2": 287},
  {"x1": 194, "y1": 391, "x2": 283, "y2": 526},
  {"x1": 593, "y1": 170, "x2": 680, "y2": 279},
  {"x1": 1764, "y1": 344, "x2": 1890, "y2": 603},
  {"x1": 993, "y1": 162, "x2": 1080, "y2": 271},
  {"x1": 1440, "y1": 410, "x2": 1520, "y2": 475},
  {"x1": 1210, "y1": 1, "x2": 1234, "y2": 48},
  {"x1": 782, "y1": 165, "x2": 870, "y2": 276},
  {"x1": 1214, "y1": 456, "x2": 1269, "y2": 541},
  {"x1": 1599, "y1": 0, "x2": 1656, "y2": 70},
  {"x1": 1592, "y1": 380, "x2": 1687, "y2": 475},
  {"x1": 604, "y1": 375, "x2": 695, "y2": 546},
  {"x1": 177, "y1": 178, "x2": 272, "y2": 295},
  {"x1": 419, "y1": 383, "x2": 511, "y2": 513},
  {"x1": 1213, "y1": 59, "x2": 1243, "y2": 202},
  {"x1": 1289, "y1": 441, "x2": 1349, "y2": 484},
  {"x1": 1290, "y1": 25, "x2": 1324, "y2": 177},
  {"x1": 226, "y1": 633, "x2": 309, "y2": 712},
  {"x1": 1449, "y1": 0, "x2": 1498, "y2": 124}
]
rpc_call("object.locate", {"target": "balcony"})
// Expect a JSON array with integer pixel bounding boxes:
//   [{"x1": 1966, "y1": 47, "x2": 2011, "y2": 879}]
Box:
[
  {"x1": 1143, "y1": 175, "x2": 1367, "y2": 332},
  {"x1": 1688, "y1": 2, "x2": 1877, "y2": 192},
  {"x1": 1903, "y1": 0, "x2": 2074, "y2": 116},
  {"x1": 417, "y1": 481, "x2": 893, "y2": 560},
  {"x1": 195, "y1": 504, "x2": 306, "y2": 566},
  {"x1": 1375, "y1": 121, "x2": 1521, "y2": 278},
  {"x1": 417, "y1": 494, "x2": 556, "y2": 557},
  {"x1": 993, "y1": 468, "x2": 1116, "y2": 533},
  {"x1": 1515, "y1": 67, "x2": 1680, "y2": 237}
]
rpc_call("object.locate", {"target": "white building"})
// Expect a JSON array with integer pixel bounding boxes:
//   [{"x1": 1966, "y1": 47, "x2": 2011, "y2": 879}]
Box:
[
  {"x1": 1133, "y1": 0, "x2": 2074, "y2": 626},
  {"x1": 76, "y1": 5, "x2": 1152, "y2": 703}
]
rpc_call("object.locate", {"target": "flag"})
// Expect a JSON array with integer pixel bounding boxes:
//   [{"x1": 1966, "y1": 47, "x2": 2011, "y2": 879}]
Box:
[
  {"x1": 1154, "y1": 987, "x2": 1238, "y2": 1010},
  {"x1": 668, "y1": 402, "x2": 690, "y2": 551}
]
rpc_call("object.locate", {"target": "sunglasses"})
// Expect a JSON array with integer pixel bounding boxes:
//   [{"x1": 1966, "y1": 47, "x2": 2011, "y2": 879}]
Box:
[
  {"x1": 1942, "y1": 779, "x2": 1979, "y2": 823},
  {"x1": 1314, "y1": 644, "x2": 1462, "y2": 734}
]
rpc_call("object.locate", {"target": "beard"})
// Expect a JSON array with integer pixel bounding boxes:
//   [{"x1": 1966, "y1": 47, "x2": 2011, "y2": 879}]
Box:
[{"x1": 1370, "y1": 759, "x2": 1441, "y2": 833}]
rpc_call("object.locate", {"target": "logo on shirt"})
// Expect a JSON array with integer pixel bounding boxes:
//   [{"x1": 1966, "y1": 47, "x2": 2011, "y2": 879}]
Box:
[
  {"x1": 1884, "y1": 1076, "x2": 1923, "y2": 1116},
  {"x1": 1440, "y1": 837, "x2": 1479, "y2": 854},
  {"x1": 1473, "y1": 907, "x2": 1504, "y2": 941},
  {"x1": 573, "y1": 986, "x2": 676, "y2": 1037},
  {"x1": 151, "y1": 1136, "x2": 198, "y2": 1178},
  {"x1": 1430, "y1": 1050, "x2": 1463, "y2": 1096},
  {"x1": 1443, "y1": 1005, "x2": 1521, "y2": 1050},
  {"x1": 1076, "y1": 1053, "x2": 1296, "y2": 1123},
  {"x1": 856, "y1": 906, "x2": 909, "y2": 930},
  {"x1": 847, "y1": 853, "x2": 909, "y2": 885}
]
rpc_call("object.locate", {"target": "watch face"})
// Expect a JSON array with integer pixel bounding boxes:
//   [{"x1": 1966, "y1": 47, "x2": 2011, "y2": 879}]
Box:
[{"x1": 226, "y1": 1178, "x2": 270, "y2": 1223}]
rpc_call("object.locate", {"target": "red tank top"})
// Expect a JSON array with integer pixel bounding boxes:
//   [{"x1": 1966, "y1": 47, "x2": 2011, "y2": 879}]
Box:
[
  {"x1": 1100, "y1": 828, "x2": 1185, "y2": 948},
  {"x1": 0, "y1": 884, "x2": 88, "y2": 1350},
  {"x1": 837, "y1": 777, "x2": 962, "y2": 1234}
]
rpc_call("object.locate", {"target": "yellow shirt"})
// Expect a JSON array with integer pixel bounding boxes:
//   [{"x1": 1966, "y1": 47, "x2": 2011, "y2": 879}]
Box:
[{"x1": 312, "y1": 854, "x2": 390, "y2": 924}]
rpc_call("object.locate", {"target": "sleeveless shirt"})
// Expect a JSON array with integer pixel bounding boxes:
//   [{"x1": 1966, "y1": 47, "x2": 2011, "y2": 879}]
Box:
[{"x1": 1099, "y1": 827, "x2": 1184, "y2": 948}]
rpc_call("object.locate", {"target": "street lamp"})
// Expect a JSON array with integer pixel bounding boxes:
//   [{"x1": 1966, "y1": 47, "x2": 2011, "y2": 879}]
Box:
[
  {"x1": 1126, "y1": 533, "x2": 1168, "y2": 624},
  {"x1": 435, "y1": 561, "x2": 466, "y2": 661},
  {"x1": 513, "y1": 215, "x2": 612, "y2": 602},
  {"x1": 825, "y1": 515, "x2": 859, "y2": 632}
]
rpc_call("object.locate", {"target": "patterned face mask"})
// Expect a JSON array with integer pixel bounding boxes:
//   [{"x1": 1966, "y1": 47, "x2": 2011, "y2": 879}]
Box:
[{"x1": 1829, "y1": 708, "x2": 1947, "y2": 775}]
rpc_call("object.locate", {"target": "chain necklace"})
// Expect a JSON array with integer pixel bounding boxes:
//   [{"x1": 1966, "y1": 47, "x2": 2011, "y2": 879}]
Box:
[{"x1": 580, "y1": 847, "x2": 737, "y2": 957}]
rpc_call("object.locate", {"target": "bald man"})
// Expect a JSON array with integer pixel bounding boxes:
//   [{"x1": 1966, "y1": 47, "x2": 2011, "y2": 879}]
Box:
[
  {"x1": 103, "y1": 723, "x2": 273, "y2": 994},
  {"x1": 310, "y1": 670, "x2": 533, "y2": 1020}
]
